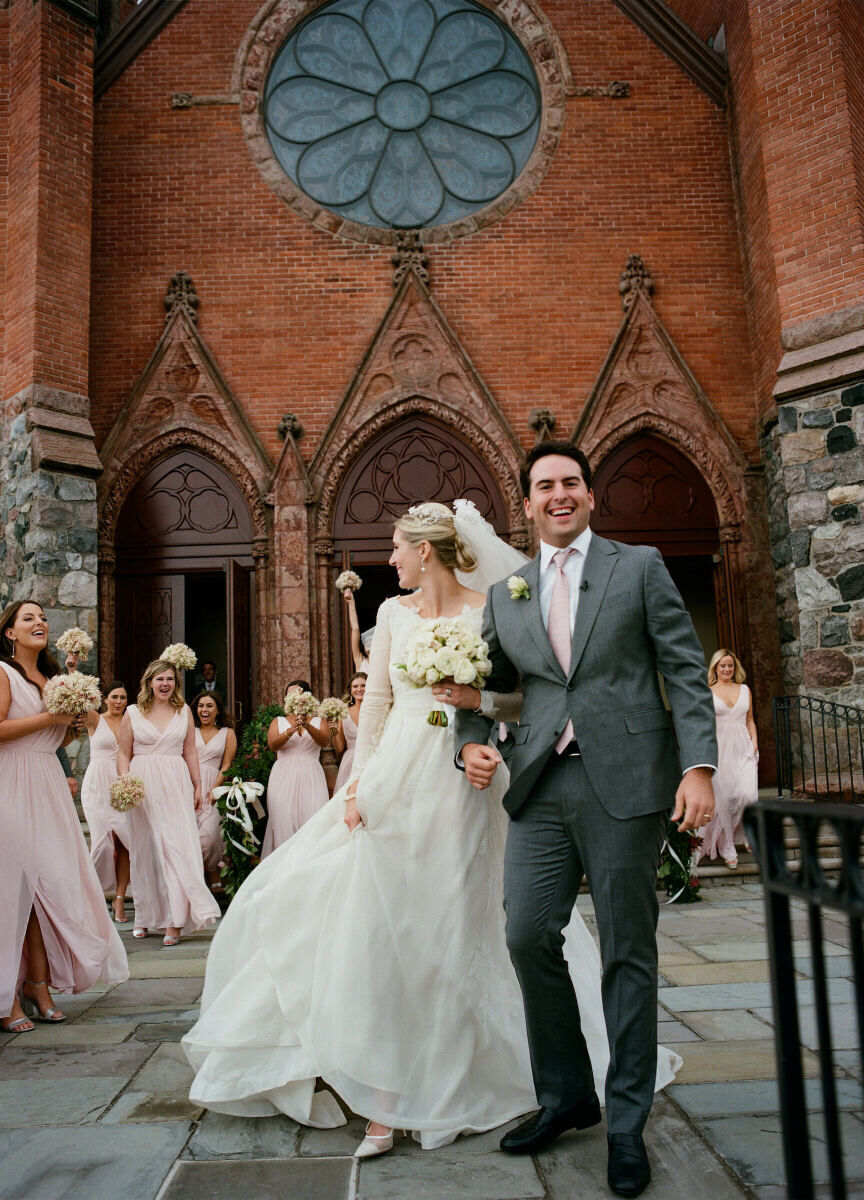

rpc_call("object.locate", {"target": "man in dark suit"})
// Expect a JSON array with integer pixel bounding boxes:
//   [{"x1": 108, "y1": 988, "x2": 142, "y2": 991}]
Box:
[
  {"x1": 196, "y1": 660, "x2": 223, "y2": 702},
  {"x1": 456, "y1": 441, "x2": 716, "y2": 1197}
]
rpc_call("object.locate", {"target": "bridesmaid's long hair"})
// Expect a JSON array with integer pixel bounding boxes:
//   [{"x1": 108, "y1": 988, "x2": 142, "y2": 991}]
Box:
[
  {"x1": 0, "y1": 599, "x2": 60, "y2": 690},
  {"x1": 191, "y1": 690, "x2": 234, "y2": 730},
  {"x1": 342, "y1": 671, "x2": 367, "y2": 705},
  {"x1": 708, "y1": 648, "x2": 747, "y2": 686},
  {"x1": 138, "y1": 658, "x2": 185, "y2": 714}
]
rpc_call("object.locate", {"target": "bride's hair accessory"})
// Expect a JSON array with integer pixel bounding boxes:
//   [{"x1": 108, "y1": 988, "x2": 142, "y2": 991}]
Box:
[
  {"x1": 508, "y1": 575, "x2": 531, "y2": 601},
  {"x1": 406, "y1": 504, "x2": 445, "y2": 528}
]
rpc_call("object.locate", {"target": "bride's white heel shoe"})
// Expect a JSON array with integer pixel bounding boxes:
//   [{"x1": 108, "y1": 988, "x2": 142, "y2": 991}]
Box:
[{"x1": 354, "y1": 1123, "x2": 404, "y2": 1159}]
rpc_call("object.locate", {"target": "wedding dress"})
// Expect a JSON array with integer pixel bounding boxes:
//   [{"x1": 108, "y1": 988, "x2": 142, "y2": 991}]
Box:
[{"x1": 183, "y1": 592, "x2": 681, "y2": 1148}]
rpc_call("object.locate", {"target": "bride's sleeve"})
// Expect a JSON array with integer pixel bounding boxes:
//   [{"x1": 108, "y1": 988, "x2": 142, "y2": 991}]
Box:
[
  {"x1": 479, "y1": 687, "x2": 522, "y2": 724},
  {"x1": 349, "y1": 599, "x2": 394, "y2": 790}
]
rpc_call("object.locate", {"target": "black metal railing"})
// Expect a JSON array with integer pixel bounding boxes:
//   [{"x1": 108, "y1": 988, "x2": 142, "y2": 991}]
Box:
[
  {"x1": 745, "y1": 799, "x2": 864, "y2": 1200},
  {"x1": 773, "y1": 695, "x2": 864, "y2": 804}
]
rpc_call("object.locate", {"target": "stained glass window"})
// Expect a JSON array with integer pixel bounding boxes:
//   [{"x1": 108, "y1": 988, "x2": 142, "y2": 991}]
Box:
[{"x1": 264, "y1": 0, "x2": 541, "y2": 229}]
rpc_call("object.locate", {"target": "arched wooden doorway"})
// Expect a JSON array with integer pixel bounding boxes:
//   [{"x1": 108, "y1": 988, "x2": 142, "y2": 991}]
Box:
[
  {"x1": 113, "y1": 449, "x2": 255, "y2": 721},
  {"x1": 330, "y1": 415, "x2": 509, "y2": 682},
  {"x1": 591, "y1": 434, "x2": 723, "y2": 662}
]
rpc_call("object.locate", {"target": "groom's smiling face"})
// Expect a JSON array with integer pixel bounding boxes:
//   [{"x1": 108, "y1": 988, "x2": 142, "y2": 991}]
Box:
[{"x1": 524, "y1": 454, "x2": 594, "y2": 548}]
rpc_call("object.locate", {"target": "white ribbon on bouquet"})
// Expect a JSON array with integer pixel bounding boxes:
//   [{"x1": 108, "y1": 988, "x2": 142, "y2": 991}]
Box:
[{"x1": 211, "y1": 777, "x2": 265, "y2": 856}]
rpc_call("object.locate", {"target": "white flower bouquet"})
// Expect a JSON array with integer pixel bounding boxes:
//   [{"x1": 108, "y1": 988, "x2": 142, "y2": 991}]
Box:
[
  {"x1": 284, "y1": 690, "x2": 320, "y2": 721},
  {"x1": 318, "y1": 696, "x2": 349, "y2": 725},
  {"x1": 55, "y1": 627, "x2": 94, "y2": 661},
  {"x1": 161, "y1": 642, "x2": 197, "y2": 671},
  {"x1": 43, "y1": 670, "x2": 102, "y2": 716},
  {"x1": 109, "y1": 773, "x2": 146, "y2": 813},
  {"x1": 335, "y1": 569, "x2": 363, "y2": 593},
  {"x1": 212, "y1": 777, "x2": 265, "y2": 856},
  {"x1": 396, "y1": 617, "x2": 492, "y2": 727}
]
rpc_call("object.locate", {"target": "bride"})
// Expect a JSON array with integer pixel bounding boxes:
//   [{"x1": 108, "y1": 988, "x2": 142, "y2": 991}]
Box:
[{"x1": 182, "y1": 500, "x2": 680, "y2": 1154}]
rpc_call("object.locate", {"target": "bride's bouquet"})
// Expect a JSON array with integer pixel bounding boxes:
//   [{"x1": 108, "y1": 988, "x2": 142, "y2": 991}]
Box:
[
  {"x1": 396, "y1": 618, "x2": 492, "y2": 727},
  {"x1": 161, "y1": 642, "x2": 197, "y2": 672},
  {"x1": 43, "y1": 670, "x2": 102, "y2": 716},
  {"x1": 55, "y1": 627, "x2": 94, "y2": 661},
  {"x1": 284, "y1": 690, "x2": 319, "y2": 721}
]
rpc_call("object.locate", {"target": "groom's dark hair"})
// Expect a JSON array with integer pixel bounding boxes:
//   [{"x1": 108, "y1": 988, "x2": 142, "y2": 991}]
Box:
[{"x1": 520, "y1": 441, "x2": 592, "y2": 497}]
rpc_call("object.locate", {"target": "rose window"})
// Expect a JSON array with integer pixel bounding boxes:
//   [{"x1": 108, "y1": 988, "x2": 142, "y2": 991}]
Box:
[{"x1": 263, "y1": 0, "x2": 541, "y2": 230}]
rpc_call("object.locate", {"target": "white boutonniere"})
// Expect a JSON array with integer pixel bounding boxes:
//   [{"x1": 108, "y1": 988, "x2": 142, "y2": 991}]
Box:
[{"x1": 508, "y1": 575, "x2": 531, "y2": 601}]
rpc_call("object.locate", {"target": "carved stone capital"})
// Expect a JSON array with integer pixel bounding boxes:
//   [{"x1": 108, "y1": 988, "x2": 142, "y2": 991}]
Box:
[{"x1": 314, "y1": 538, "x2": 335, "y2": 557}]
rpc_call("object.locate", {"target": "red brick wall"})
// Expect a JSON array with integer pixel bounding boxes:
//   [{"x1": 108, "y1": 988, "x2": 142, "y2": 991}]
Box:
[
  {"x1": 89, "y1": 0, "x2": 759, "y2": 468},
  {"x1": 2, "y1": 1, "x2": 94, "y2": 401},
  {"x1": 664, "y1": 0, "x2": 728, "y2": 43},
  {"x1": 838, "y1": 0, "x2": 864, "y2": 228}
]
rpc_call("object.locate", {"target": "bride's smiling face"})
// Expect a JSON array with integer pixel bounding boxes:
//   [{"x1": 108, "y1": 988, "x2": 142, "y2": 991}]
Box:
[{"x1": 389, "y1": 528, "x2": 427, "y2": 590}]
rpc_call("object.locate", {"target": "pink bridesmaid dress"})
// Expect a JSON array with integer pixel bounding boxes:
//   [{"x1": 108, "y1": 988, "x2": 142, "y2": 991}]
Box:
[
  {"x1": 261, "y1": 717, "x2": 329, "y2": 856},
  {"x1": 333, "y1": 710, "x2": 358, "y2": 792},
  {"x1": 700, "y1": 684, "x2": 759, "y2": 862},
  {"x1": 0, "y1": 663, "x2": 128, "y2": 1015},
  {"x1": 126, "y1": 704, "x2": 220, "y2": 932},
  {"x1": 81, "y1": 715, "x2": 129, "y2": 893},
  {"x1": 195, "y1": 726, "x2": 227, "y2": 874}
]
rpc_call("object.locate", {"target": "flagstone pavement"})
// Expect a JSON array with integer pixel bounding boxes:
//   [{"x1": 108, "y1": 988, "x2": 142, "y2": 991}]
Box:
[{"x1": 1, "y1": 880, "x2": 861, "y2": 1200}]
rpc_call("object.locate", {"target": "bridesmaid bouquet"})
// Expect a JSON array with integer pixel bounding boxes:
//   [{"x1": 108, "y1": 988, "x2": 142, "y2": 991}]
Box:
[
  {"x1": 284, "y1": 690, "x2": 320, "y2": 721},
  {"x1": 109, "y1": 774, "x2": 146, "y2": 812},
  {"x1": 55, "y1": 627, "x2": 94, "y2": 661},
  {"x1": 161, "y1": 642, "x2": 197, "y2": 671},
  {"x1": 212, "y1": 777, "x2": 265, "y2": 857},
  {"x1": 396, "y1": 618, "x2": 492, "y2": 727},
  {"x1": 318, "y1": 696, "x2": 349, "y2": 725},
  {"x1": 43, "y1": 670, "x2": 102, "y2": 716},
  {"x1": 335, "y1": 570, "x2": 362, "y2": 593}
]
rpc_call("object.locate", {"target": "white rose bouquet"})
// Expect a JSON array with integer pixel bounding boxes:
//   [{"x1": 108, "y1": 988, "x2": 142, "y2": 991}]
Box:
[
  {"x1": 161, "y1": 642, "x2": 197, "y2": 671},
  {"x1": 335, "y1": 570, "x2": 362, "y2": 593},
  {"x1": 284, "y1": 690, "x2": 320, "y2": 721},
  {"x1": 396, "y1": 617, "x2": 492, "y2": 727},
  {"x1": 55, "y1": 627, "x2": 94, "y2": 661},
  {"x1": 109, "y1": 774, "x2": 146, "y2": 813},
  {"x1": 318, "y1": 696, "x2": 349, "y2": 725},
  {"x1": 43, "y1": 670, "x2": 102, "y2": 716}
]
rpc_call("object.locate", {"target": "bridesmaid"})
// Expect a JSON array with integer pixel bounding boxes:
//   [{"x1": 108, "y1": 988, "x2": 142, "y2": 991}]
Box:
[
  {"x1": 331, "y1": 671, "x2": 366, "y2": 793},
  {"x1": 261, "y1": 679, "x2": 330, "y2": 856},
  {"x1": 81, "y1": 681, "x2": 131, "y2": 923},
  {"x1": 699, "y1": 649, "x2": 759, "y2": 870},
  {"x1": 0, "y1": 601, "x2": 128, "y2": 1033},
  {"x1": 192, "y1": 692, "x2": 237, "y2": 890},
  {"x1": 117, "y1": 659, "x2": 220, "y2": 947}
]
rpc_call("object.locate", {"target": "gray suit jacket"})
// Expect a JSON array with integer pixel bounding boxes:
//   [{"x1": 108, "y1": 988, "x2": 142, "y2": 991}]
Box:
[{"x1": 455, "y1": 535, "x2": 717, "y2": 819}]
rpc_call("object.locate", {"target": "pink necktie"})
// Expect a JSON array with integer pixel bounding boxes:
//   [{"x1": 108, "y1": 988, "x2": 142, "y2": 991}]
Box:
[{"x1": 548, "y1": 548, "x2": 575, "y2": 753}]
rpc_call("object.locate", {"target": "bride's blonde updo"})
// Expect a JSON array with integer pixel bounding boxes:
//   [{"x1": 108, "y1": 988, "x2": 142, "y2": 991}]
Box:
[{"x1": 395, "y1": 502, "x2": 477, "y2": 573}]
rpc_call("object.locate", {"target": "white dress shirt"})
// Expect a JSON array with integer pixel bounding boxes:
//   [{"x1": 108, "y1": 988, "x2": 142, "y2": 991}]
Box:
[{"x1": 538, "y1": 527, "x2": 592, "y2": 632}]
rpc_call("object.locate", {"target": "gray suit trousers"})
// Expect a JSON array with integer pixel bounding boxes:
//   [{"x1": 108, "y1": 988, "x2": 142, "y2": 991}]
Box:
[{"x1": 503, "y1": 752, "x2": 667, "y2": 1135}]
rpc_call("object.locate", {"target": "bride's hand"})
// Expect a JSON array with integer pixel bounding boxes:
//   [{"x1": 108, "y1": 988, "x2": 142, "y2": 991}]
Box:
[
  {"x1": 431, "y1": 679, "x2": 480, "y2": 710},
  {"x1": 344, "y1": 785, "x2": 363, "y2": 832}
]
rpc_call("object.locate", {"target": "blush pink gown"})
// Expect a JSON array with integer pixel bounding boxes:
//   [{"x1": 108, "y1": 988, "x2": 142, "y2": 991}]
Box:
[
  {"x1": 81, "y1": 715, "x2": 128, "y2": 893},
  {"x1": 333, "y1": 711, "x2": 358, "y2": 792},
  {"x1": 0, "y1": 663, "x2": 128, "y2": 1014},
  {"x1": 126, "y1": 704, "x2": 220, "y2": 933},
  {"x1": 196, "y1": 726, "x2": 227, "y2": 874},
  {"x1": 700, "y1": 684, "x2": 759, "y2": 862},
  {"x1": 261, "y1": 717, "x2": 329, "y2": 856}
]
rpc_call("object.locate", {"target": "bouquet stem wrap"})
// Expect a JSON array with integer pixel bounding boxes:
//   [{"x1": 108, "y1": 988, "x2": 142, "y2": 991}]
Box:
[{"x1": 212, "y1": 777, "x2": 266, "y2": 857}]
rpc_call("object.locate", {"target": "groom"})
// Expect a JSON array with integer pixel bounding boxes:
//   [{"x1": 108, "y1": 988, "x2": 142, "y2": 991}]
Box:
[{"x1": 456, "y1": 442, "x2": 717, "y2": 1197}]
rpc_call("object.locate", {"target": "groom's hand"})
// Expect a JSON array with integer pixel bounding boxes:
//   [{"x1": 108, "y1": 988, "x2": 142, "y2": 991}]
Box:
[
  {"x1": 672, "y1": 767, "x2": 715, "y2": 831},
  {"x1": 462, "y1": 743, "x2": 501, "y2": 790}
]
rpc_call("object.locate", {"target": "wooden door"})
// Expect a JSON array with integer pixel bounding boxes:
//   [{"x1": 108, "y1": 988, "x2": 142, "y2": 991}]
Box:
[
  {"x1": 226, "y1": 560, "x2": 253, "y2": 724},
  {"x1": 114, "y1": 573, "x2": 185, "y2": 689}
]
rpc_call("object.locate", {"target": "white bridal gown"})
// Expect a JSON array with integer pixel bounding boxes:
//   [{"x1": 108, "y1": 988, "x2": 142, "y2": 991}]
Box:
[{"x1": 183, "y1": 597, "x2": 681, "y2": 1148}]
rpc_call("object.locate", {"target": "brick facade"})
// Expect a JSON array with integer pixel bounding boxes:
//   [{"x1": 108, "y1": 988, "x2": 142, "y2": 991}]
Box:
[{"x1": 2, "y1": 0, "x2": 863, "y2": 782}]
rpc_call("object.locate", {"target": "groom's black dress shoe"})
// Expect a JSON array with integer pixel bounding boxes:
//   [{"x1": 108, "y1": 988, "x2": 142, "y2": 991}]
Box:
[
  {"x1": 499, "y1": 1094, "x2": 601, "y2": 1153},
  {"x1": 607, "y1": 1133, "x2": 650, "y2": 1197}
]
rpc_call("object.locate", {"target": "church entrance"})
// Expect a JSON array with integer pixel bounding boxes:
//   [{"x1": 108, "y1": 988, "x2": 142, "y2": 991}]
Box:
[
  {"x1": 591, "y1": 434, "x2": 721, "y2": 664},
  {"x1": 113, "y1": 449, "x2": 255, "y2": 722},
  {"x1": 330, "y1": 415, "x2": 509, "y2": 686}
]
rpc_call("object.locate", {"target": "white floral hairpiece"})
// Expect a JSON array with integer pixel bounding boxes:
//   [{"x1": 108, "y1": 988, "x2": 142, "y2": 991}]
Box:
[{"x1": 406, "y1": 503, "x2": 449, "y2": 528}]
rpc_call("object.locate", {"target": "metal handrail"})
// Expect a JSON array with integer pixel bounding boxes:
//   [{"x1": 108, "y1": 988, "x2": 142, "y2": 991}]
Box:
[
  {"x1": 745, "y1": 799, "x2": 864, "y2": 1200},
  {"x1": 773, "y1": 695, "x2": 864, "y2": 804}
]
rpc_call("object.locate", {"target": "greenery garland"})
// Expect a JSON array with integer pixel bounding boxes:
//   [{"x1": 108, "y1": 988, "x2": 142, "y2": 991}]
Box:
[
  {"x1": 215, "y1": 702, "x2": 284, "y2": 898},
  {"x1": 658, "y1": 821, "x2": 703, "y2": 903}
]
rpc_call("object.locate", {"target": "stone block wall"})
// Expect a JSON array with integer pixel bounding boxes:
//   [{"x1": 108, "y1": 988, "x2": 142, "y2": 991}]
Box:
[{"x1": 762, "y1": 379, "x2": 864, "y2": 705}]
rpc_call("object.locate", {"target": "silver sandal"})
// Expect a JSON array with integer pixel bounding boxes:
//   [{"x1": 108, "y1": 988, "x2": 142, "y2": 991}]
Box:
[
  {"x1": 1, "y1": 1014, "x2": 35, "y2": 1033},
  {"x1": 20, "y1": 981, "x2": 66, "y2": 1023}
]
